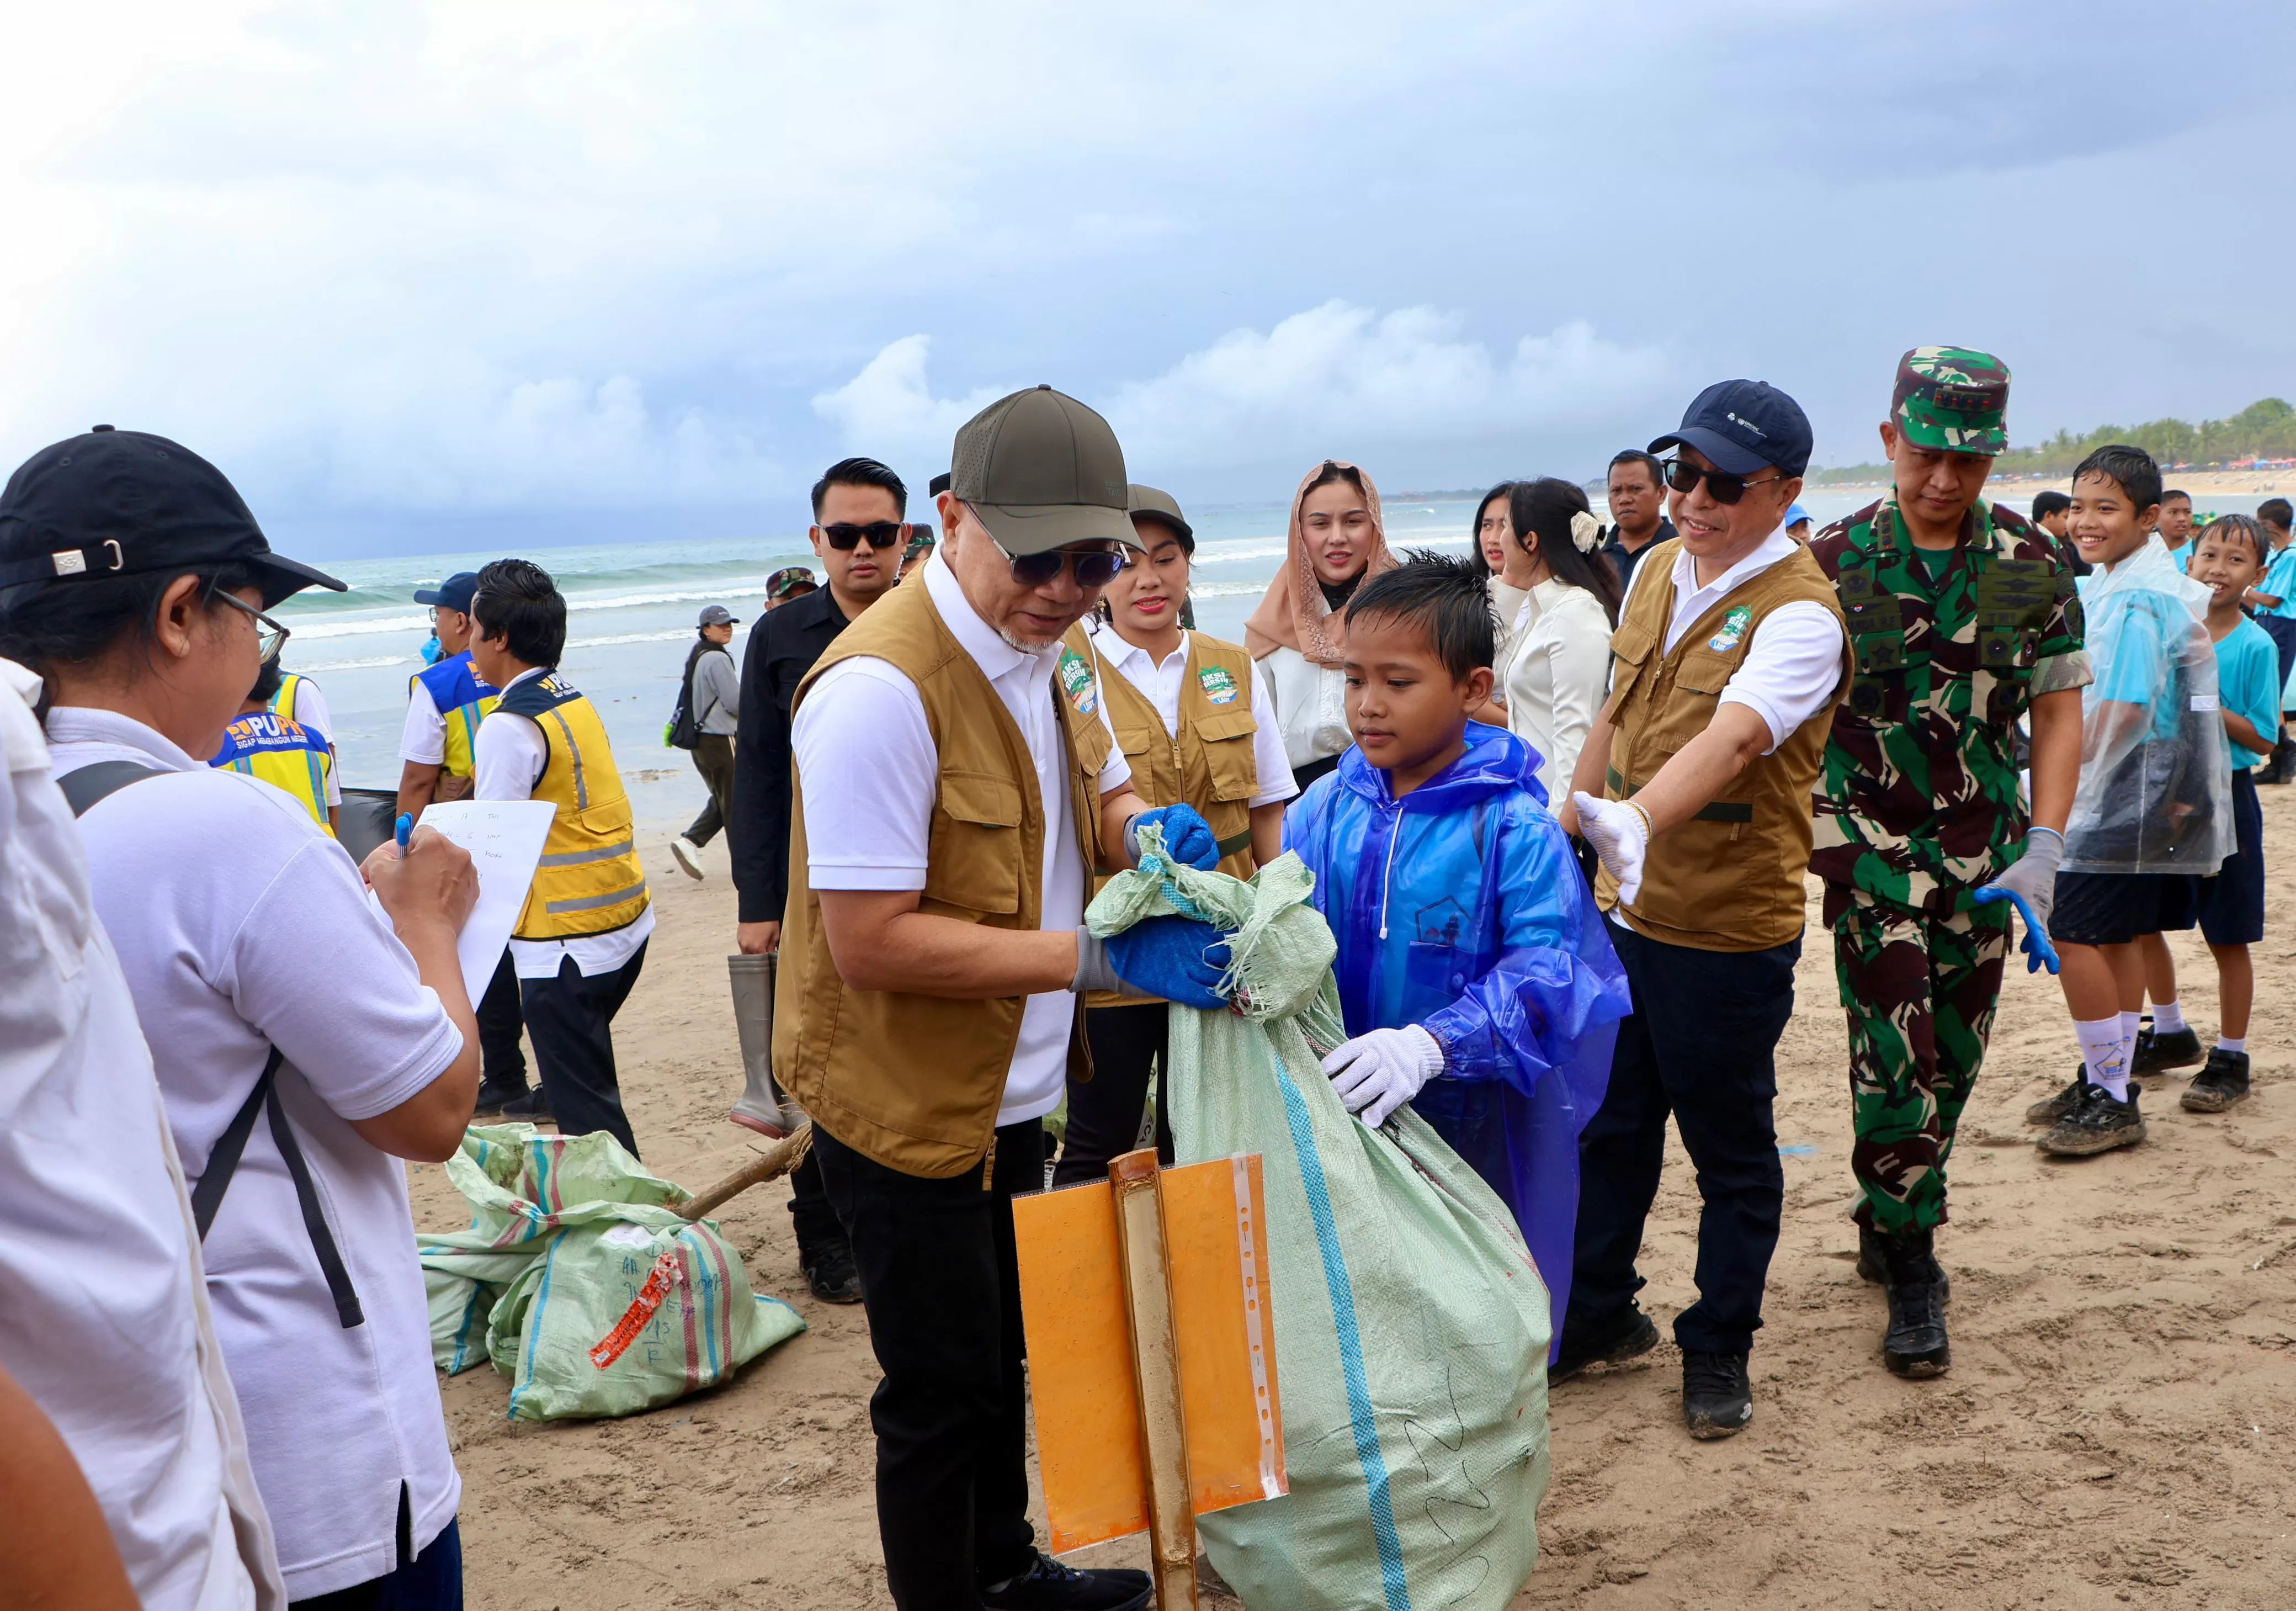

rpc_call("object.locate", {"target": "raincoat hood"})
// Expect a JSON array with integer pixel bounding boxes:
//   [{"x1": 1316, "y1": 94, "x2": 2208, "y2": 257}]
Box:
[
  {"x1": 1245, "y1": 460, "x2": 1397, "y2": 667},
  {"x1": 1334, "y1": 718, "x2": 1546, "y2": 815}
]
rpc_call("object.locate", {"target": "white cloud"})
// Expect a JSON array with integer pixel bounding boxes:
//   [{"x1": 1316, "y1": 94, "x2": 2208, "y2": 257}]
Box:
[{"x1": 814, "y1": 303, "x2": 1673, "y2": 483}]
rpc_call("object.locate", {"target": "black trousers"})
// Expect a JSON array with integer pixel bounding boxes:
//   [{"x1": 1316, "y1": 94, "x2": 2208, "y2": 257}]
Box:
[
  {"x1": 518, "y1": 942, "x2": 646, "y2": 1159},
  {"x1": 787, "y1": 1149, "x2": 842, "y2": 1255},
  {"x1": 1568, "y1": 922, "x2": 1798, "y2": 1358},
  {"x1": 814, "y1": 1119, "x2": 1044, "y2": 1608},
  {"x1": 1052, "y1": 1004, "x2": 1172, "y2": 1188},
  {"x1": 476, "y1": 950, "x2": 528, "y2": 1091},
  {"x1": 683, "y1": 734, "x2": 736, "y2": 846}
]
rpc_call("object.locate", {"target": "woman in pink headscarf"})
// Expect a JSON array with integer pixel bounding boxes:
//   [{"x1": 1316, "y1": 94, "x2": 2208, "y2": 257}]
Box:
[{"x1": 1245, "y1": 460, "x2": 1397, "y2": 795}]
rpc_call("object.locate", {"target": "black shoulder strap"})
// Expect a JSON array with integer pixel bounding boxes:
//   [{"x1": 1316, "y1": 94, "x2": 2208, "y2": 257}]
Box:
[
  {"x1": 59, "y1": 760, "x2": 164, "y2": 817},
  {"x1": 190, "y1": 1046, "x2": 366, "y2": 1330}
]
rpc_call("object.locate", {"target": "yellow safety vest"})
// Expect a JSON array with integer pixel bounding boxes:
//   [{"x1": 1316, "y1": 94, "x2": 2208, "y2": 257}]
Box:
[
  {"x1": 410, "y1": 653, "x2": 502, "y2": 780},
  {"x1": 494, "y1": 670, "x2": 650, "y2": 940},
  {"x1": 211, "y1": 709, "x2": 335, "y2": 835}
]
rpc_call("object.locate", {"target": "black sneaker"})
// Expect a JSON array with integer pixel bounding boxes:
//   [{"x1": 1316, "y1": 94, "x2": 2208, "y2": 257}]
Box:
[
  {"x1": 2036, "y1": 1083, "x2": 2146, "y2": 1157},
  {"x1": 1681, "y1": 1350, "x2": 1753, "y2": 1439},
  {"x1": 1551, "y1": 1303, "x2": 1661, "y2": 1382},
  {"x1": 800, "y1": 1236, "x2": 863, "y2": 1305},
  {"x1": 1878, "y1": 1231, "x2": 1949, "y2": 1379},
  {"x1": 1854, "y1": 1222, "x2": 1949, "y2": 1302},
  {"x1": 2182, "y1": 1048, "x2": 2252, "y2": 1114},
  {"x1": 980, "y1": 1551, "x2": 1151, "y2": 1611},
  {"x1": 502, "y1": 1088, "x2": 555, "y2": 1125},
  {"x1": 471, "y1": 1077, "x2": 529, "y2": 1119},
  {"x1": 2024, "y1": 1066, "x2": 2088, "y2": 1126},
  {"x1": 2133, "y1": 1025, "x2": 2203, "y2": 1076}
]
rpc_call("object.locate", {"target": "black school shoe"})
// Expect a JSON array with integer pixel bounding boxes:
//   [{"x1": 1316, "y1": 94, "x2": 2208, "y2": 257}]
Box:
[
  {"x1": 980, "y1": 1551, "x2": 1151, "y2": 1611},
  {"x1": 2025, "y1": 1065, "x2": 2089, "y2": 1126},
  {"x1": 470, "y1": 1077, "x2": 529, "y2": 1119},
  {"x1": 2182, "y1": 1048, "x2": 2252, "y2": 1113},
  {"x1": 1550, "y1": 1303, "x2": 1661, "y2": 1382},
  {"x1": 2035, "y1": 1083, "x2": 2146, "y2": 1157},
  {"x1": 1681, "y1": 1351, "x2": 1753, "y2": 1439},
  {"x1": 501, "y1": 1087, "x2": 554, "y2": 1124},
  {"x1": 2132, "y1": 1026, "x2": 2204, "y2": 1077},
  {"x1": 800, "y1": 1235, "x2": 863, "y2": 1305},
  {"x1": 1854, "y1": 1222, "x2": 1950, "y2": 1303}
]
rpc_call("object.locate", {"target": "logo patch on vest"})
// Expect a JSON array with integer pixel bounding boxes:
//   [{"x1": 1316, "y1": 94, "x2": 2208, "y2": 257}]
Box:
[
  {"x1": 1057, "y1": 648, "x2": 1099, "y2": 716},
  {"x1": 1197, "y1": 665, "x2": 1239, "y2": 706},
  {"x1": 1707, "y1": 604, "x2": 1754, "y2": 653}
]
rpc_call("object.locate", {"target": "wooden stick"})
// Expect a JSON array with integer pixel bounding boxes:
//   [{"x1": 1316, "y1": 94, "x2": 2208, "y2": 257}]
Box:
[
  {"x1": 1109, "y1": 1148, "x2": 1199, "y2": 1610},
  {"x1": 674, "y1": 1122, "x2": 812, "y2": 1222}
]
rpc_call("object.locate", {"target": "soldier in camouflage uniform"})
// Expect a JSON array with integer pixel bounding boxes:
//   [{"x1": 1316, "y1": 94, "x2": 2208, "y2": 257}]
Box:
[{"x1": 1807, "y1": 348, "x2": 2092, "y2": 1379}]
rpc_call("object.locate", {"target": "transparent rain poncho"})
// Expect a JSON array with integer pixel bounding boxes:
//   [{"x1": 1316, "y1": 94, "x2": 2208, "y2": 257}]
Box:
[{"x1": 2063, "y1": 537, "x2": 2235, "y2": 876}]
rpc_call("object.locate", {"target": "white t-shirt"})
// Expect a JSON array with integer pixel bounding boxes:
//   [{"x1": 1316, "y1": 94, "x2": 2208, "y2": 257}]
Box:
[
  {"x1": 44, "y1": 707, "x2": 465, "y2": 1603},
  {"x1": 1623, "y1": 523, "x2": 1846, "y2": 753},
  {"x1": 1081, "y1": 622, "x2": 1298, "y2": 809},
  {"x1": 277, "y1": 676, "x2": 341, "y2": 807},
  {"x1": 791, "y1": 550, "x2": 1132, "y2": 1127},
  {"x1": 1257, "y1": 644, "x2": 1352, "y2": 771},
  {"x1": 0, "y1": 666, "x2": 284, "y2": 1611},
  {"x1": 397, "y1": 678, "x2": 446, "y2": 766},
  {"x1": 472, "y1": 666, "x2": 656, "y2": 980}
]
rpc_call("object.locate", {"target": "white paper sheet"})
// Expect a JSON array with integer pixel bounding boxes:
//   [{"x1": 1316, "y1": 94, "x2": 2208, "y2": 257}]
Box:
[{"x1": 413, "y1": 799, "x2": 559, "y2": 1002}]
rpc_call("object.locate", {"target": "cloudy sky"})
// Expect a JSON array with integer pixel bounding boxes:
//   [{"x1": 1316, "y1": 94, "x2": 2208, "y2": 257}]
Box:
[{"x1": 3, "y1": 1, "x2": 2288, "y2": 557}]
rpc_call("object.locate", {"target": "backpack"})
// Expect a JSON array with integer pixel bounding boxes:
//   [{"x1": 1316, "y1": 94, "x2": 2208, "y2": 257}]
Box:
[{"x1": 664, "y1": 640, "x2": 711, "y2": 750}]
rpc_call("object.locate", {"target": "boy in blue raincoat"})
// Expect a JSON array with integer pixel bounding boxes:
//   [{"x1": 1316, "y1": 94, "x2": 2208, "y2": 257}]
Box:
[{"x1": 1284, "y1": 552, "x2": 1633, "y2": 1339}]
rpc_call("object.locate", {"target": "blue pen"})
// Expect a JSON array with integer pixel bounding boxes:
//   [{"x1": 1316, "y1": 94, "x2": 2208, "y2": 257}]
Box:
[{"x1": 395, "y1": 813, "x2": 414, "y2": 854}]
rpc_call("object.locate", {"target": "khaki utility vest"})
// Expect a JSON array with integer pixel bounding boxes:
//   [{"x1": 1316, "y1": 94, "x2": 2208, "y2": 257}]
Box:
[
  {"x1": 774, "y1": 578, "x2": 1113, "y2": 1178},
  {"x1": 1062, "y1": 623, "x2": 1262, "y2": 1007},
  {"x1": 1598, "y1": 539, "x2": 1847, "y2": 952}
]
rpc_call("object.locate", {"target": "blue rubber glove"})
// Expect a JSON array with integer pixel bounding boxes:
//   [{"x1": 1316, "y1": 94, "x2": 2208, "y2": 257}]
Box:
[
  {"x1": 1128, "y1": 803, "x2": 1220, "y2": 872},
  {"x1": 1102, "y1": 914, "x2": 1232, "y2": 1010},
  {"x1": 1974, "y1": 826, "x2": 2064, "y2": 975}
]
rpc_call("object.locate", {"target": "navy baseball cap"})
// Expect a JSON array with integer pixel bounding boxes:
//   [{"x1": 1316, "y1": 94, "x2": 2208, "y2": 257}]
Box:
[
  {"x1": 414, "y1": 571, "x2": 480, "y2": 613},
  {"x1": 0, "y1": 427, "x2": 344, "y2": 607},
  {"x1": 1649, "y1": 380, "x2": 1813, "y2": 478}
]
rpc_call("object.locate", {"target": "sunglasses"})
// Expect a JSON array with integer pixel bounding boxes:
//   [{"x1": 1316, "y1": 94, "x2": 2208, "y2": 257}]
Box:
[
  {"x1": 997, "y1": 540, "x2": 1129, "y2": 590},
  {"x1": 1662, "y1": 458, "x2": 1785, "y2": 506},
  {"x1": 207, "y1": 584, "x2": 291, "y2": 664},
  {"x1": 821, "y1": 522, "x2": 906, "y2": 550}
]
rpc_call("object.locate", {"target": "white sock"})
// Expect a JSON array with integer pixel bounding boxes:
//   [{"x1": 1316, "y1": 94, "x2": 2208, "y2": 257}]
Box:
[
  {"x1": 2121, "y1": 1009, "x2": 2142, "y2": 1045},
  {"x1": 2076, "y1": 1016, "x2": 2132, "y2": 1101},
  {"x1": 2153, "y1": 999, "x2": 2186, "y2": 1034},
  {"x1": 2218, "y1": 1036, "x2": 2246, "y2": 1054}
]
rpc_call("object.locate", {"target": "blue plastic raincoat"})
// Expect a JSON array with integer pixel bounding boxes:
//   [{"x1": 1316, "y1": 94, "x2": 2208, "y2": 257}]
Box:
[{"x1": 1283, "y1": 723, "x2": 1631, "y2": 1348}]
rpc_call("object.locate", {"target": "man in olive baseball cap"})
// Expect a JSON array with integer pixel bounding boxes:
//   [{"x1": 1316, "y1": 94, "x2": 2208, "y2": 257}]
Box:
[
  {"x1": 0, "y1": 426, "x2": 344, "y2": 607},
  {"x1": 948, "y1": 384, "x2": 1140, "y2": 557}
]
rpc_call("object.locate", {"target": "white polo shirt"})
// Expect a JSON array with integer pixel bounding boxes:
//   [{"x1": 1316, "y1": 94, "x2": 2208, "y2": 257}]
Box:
[
  {"x1": 0, "y1": 666, "x2": 284, "y2": 1611},
  {"x1": 397, "y1": 678, "x2": 448, "y2": 766},
  {"x1": 44, "y1": 707, "x2": 464, "y2": 1603},
  {"x1": 472, "y1": 666, "x2": 656, "y2": 980},
  {"x1": 1624, "y1": 522, "x2": 1846, "y2": 752},
  {"x1": 791, "y1": 549, "x2": 1132, "y2": 1127},
  {"x1": 1081, "y1": 622, "x2": 1299, "y2": 809}
]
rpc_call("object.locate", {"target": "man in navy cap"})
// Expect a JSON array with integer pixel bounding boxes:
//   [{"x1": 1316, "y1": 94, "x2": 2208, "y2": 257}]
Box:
[{"x1": 1556, "y1": 381, "x2": 1849, "y2": 1438}]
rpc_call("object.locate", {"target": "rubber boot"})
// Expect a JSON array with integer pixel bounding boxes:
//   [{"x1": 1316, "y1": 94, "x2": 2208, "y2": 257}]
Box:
[{"x1": 1880, "y1": 1228, "x2": 1950, "y2": 1379}]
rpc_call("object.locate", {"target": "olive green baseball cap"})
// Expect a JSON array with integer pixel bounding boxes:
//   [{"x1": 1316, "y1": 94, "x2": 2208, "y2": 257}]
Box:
[
  {"x1": 949, "y1": 385, "x2": 1139, "y2": 555},
  {"x1": 1892, "y1": 346, "x2": 2011, "y2": 455},
  {"x1": 1127, "y1": 483, "x2": 1194, "y2": 552}
]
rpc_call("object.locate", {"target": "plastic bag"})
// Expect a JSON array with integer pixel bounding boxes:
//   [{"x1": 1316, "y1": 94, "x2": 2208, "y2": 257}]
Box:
[
  {"x1": 1087, "y1": 834, "x2": 1551, "y2": 1611},
  {"x1": 418, "y1": 1125, "x2": 804, "y2": 1421},
  {"x1": 2065, "y1": 539, "x2": 2235, "y2": 875}
]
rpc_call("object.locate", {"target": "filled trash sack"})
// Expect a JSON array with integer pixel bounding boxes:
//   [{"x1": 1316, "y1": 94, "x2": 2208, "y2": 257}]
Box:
[
  {"x1": 418, "y1": 1124, "x2": 804, "y2": 1422},
  {"x1": 1087, "y1": 831, "x2": 1551, "y2": 1611}
]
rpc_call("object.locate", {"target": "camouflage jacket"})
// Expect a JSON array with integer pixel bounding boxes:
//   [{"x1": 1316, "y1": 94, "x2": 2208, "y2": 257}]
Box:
[{"x1": 1808, "y1": 497, "x2": 2092, "y2": 913}]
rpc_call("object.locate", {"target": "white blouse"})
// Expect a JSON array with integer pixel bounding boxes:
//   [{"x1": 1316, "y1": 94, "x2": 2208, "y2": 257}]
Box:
[
  {"x1": 1257, "y1": 644, "x2": 1353, "y2": 772},
  {"x1": 1497, "y1": 577, "x2": 1615, "y2": 812}
]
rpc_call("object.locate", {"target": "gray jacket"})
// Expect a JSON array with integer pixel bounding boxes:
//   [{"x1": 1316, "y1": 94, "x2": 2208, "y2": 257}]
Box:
[{"x1": 690, "y1": 645, "x2": 740, "y2": 736}]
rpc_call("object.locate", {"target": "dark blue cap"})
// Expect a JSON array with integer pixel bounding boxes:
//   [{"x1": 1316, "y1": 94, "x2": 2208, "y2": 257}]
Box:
[
  {"x1": 414, "y1": 571, "x2": 479, "y2": 613},
  {"x1": 1650, "y1": 380, "x2": 1813, "y2": 478}
]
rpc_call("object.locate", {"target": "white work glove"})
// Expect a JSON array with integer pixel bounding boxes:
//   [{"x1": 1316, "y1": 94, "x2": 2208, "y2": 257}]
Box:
[
  {"x1": 1571, "y1": 792, "x2": 1651, "y2": 905},
  {"x1": 1320, "y1": 1025, "x2": 1445, "y2": 1128}
]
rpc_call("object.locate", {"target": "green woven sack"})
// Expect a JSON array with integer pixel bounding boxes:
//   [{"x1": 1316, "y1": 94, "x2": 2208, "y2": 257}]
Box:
[
  {"x1": 1087, "y1": 836, "x2": 1551, "y2": 1610},
  {"x1": 418, "y1": 1125, "x2": 804, "y2": 1420}
]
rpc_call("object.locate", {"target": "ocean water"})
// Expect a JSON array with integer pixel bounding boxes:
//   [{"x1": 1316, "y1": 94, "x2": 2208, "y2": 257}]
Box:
[{"x1": 268, "y1": 485, "x2": 2118, "y2": 831}]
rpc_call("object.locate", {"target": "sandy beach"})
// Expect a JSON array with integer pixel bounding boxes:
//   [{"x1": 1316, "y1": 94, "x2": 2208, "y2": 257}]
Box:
[{"x1": 413, "y1": 800, "x2": 2296, "y2": 1611}]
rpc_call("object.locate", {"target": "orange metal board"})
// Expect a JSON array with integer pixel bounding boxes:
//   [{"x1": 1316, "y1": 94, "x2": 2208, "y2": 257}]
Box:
[{"x1": 1162, "y1": 1154, "x2": 1287, "y2": 1515}]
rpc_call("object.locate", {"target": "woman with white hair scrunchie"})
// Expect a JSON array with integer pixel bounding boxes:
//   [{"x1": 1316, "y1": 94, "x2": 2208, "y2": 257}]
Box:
[{"x1": 1483, "y1": 476, "x2": 1627, "y2": 812}]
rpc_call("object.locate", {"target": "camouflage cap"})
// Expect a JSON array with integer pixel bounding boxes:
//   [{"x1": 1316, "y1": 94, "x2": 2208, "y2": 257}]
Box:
[{"x1": 1891, "y1": 346, "x2": 2010, "y2": 455}]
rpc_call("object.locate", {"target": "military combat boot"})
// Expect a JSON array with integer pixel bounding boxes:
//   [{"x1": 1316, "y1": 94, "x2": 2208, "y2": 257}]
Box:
[
  {"x1": 1880, "y1": 1228, "x2": 1950, "y2": 1379},
  {"x1": 1857, "y1": 1221, "x2": 1949, "y2": 1301}
]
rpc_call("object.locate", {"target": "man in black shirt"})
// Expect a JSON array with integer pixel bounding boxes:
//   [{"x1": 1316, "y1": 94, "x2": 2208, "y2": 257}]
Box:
[
  {"x1": 730, "y1": 455, "x2": 910, "y2": 1303},
  {"x1": 1599, "y1": 448, "x2": 1678, "y2": 591}
]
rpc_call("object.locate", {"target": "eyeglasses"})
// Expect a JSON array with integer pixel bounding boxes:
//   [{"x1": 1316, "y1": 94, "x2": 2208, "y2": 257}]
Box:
[
  {"x1": 821, "y1": 522, "x2": 906, "y2": 550},
  {"x1": 996, "y1": 539, "x2": 1129, "y2": 590},
  {"x1": 1662, "y1": 459, "x2": 1784, "y2": 506},
  {"x1": 206, "y1": 584, "x2": 291, "y2": 664}
]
